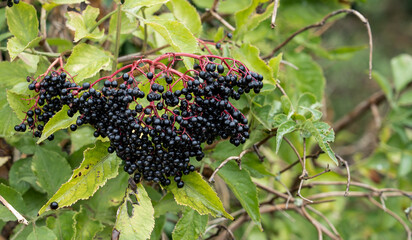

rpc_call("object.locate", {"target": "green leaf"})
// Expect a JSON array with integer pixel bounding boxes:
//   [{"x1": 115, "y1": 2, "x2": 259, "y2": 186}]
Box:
[
  {"x1": 46, "y1": 211, "x2": 76, "y2": 240},
  {"x1": 151, "y1": 215, "x2": 166, "y2": 240},
  {"x1": 212, "y1": 160, "x2": 262, "y2": 229},
  {"x1": 38, "y1": 141, "x2": 121, "y2": 215},
  {"x1": 9, "y1": 157, "x2": 34, "y2": 194},
  {"x1": 251, "y1": 105, "x2": 274, "y2": 130},
  {"x1": 242, "y1": 153, "x2": 274, "y2": 178},
  {"x1": 123, "y1": 0, "x2": 170, "y2": 9},
  {"x1": 114, "y1": 184, "x2": 155, "y2": 240},
  {"x1": 303, "y1": 121, "x2": 337, "y2": 165},
  {"x1": 167, "y1": 0, "x2": 202, "y2": 36},
  {"x1": 0, "y1": 91, "x2": 20, "y2": 138},
  {"x1": 0, "y1": 61, "x2": 30, "y2": 88},
  {"x1": 172, "y1": 208, "x2": 208, "y2": 240},
  {"x1": 235, "y1": 0, "x2": 267, "y2": 33},
  {"x1": 167, "y1": 172, "x2": 232, "y2": 219},
  {"x1": 145, "y1": 18, "x2": 199, "y2": 69},
  {"x1": 6, "y1": 2, "x2": 39, "y2": 60},
  {"x1": 32, "y1": 147, "x2": 72, "y2": 196},
  {"x1": 276, "y1": 120, "x2": 297, "y2": 153},
  {"x1": 73, "y1": 207, "x2": 104, "y2": 240},
  {"x1": 64, "y1": 43, "x2": 112, "y2": 83},
  {"x1": 398, "y1": 153, "x2": 412, "y2": 177},
  {"x1": 268, "y1": 53, "x2": 283, "y2": 79},
  {"x1": 231, "y1": 43, "x2": 276, "y2": 85},
  {"x1": 398, "y1": 90, "x2": 412, "y2": 106},
  {"x1": 391, "y1": 54, "x2": 412, "y2": 92},
  {"x1": 7, "y1": 90, "x2": 36, "y2": 120},
  {"x1": 285, "y1": 53, "x2": 325, "y2": 101},
  {"x1": 109, "y1": 11, "x2": 139, "y2": 36},
  {"x1": 154, "y1": 192, "x2": 182, "y2": 218},
  {"x1": 27, "y1": 226, "x2": 57, "y2": 240},
  {"x1": 0, "y1": 183, "x2": 25, "y2": 222},
  {"x1": 86, "y1": 171, "x2": 129, "y2": 220},
  {"x1": 235, "y1": 0, "x2": 274, "y2": 37},
  {"x1": 299, "y1": 106, "x2": 322, "y2": 121},
  {"x1": 66, "y1": 5, "x2": 104, "y2": 42},
  {"x1": 37, "y1": 105, "x2": 80, "y2": 143},
  {"x1": 214, "y1": 27, "x2": 225, "y2": 42},
  {"x1": 7, "y1": 36, "x2": 42, "y2": 61}
]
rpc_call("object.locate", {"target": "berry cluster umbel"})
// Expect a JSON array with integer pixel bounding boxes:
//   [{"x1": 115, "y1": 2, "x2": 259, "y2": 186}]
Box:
[{"x1": 15, "y1": 54, "x2": 263, "y2": 188}]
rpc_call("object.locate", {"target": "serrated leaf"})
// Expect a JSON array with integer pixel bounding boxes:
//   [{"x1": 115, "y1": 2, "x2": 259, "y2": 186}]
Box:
[
  {"x1": 32, "y1": 147, "x2": 72, "y2": 196},
  {"x1": 73, "y1": 207, "x2": 104, "y2": 240},
  {"x1": 212, "y1": 160, "x2": 262, "y2": 229},
  {"x1": 6, "y1": 2, "x2": 40, "y2": 60},
  {"x1": 276, "y1": 120, "x2": 297, "y2": 153},
  {"x1": 303, "y1": 120, "x2": 337, "y2": 165},
  {"x1": 7, "y1": 90, "x2": 36, "y2": 120},
  {"x1": 7, "y1": 36, "x2": 42, "y2": 61},
  {"x1": 38, "y1": 141, "x2": 121, "y2": 215},
  {"x1": 145, "y1": 18, "x2": 199, "y2": 69},
  {"x1": 27, "y1": 226, "x2": 57, "y2": 240},
  {"x1": 231, "y1": 43, "x2": 276, "y2": 85},
  {"x1": 299, "y1": 106, "x2": 322, "y2": 121},
  {"x1": 172, "y1": 208, "x2": 208, "y2": 240},
  {"x1": 391, "y1": 54, "x2": 412, "y2": 93},
  {"x1": 0, "y1": 183, "x2": 25, "y2": 222},
  {"x1": 167, "y1": 172, "x2": 232, "y2": 219},
  {"x1": 37, "y1": 105, "x2": 80, "y2": 143},
  {"x1": 64, "y1": 43, "x2": 112, "y2": 83},
  {"x1": 46, "y1": 211, "x2": 76, "y2": 240},
  {"x1": 66, "y1": 6, "x2": 104, "y2": 42},
  {"x1": 235, "y1": 0, "x2": 267, "y2": 32},
  {"x1": 114, "y1": 184, "x2": 155, "y2": 240},
  {"x1": 167, "y1": 0, "x2": 202, "y2": 36},
  {"x1": 6, "y1": 2, "x2": 38, "y2": 45},
  {"x1": 285, "y1": 53, "x2": 325, "y2": 101}
]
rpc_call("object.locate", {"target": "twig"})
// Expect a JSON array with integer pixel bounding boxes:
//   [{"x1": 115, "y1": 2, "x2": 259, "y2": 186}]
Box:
[
  {"x1": 0, "y1": 47, "x2": 60, "y2": 58},
  {"x1": 370, "y1": 103, "x2": 382, "y2": 128},
  {"x1": 209, "y1": 133, "x2": 276, "y2": 182},
  {"x1": 209, "y1": 149, "x2": 252, "y2": 183},
  {"x1": 117, "y1": 45, "x2": 170, "y2": 63},
  {"x1": 112, "y1": 3, "x2": 122, "y2": 72},
  {"x1": 302, "y1": 165, "x2": 330, "y2": 180},
  {"x1": 142, "y1": 8, "x2": 148, "y2": 54},
  {"x1": 280, "y1": 60, "x2": 299, "y2": 70},
  {"x1": 368, "y1": 196, "x2": 412, "y2": 240},
  {"x1": 0, "y1": 195, "x2": 28, "y2": 225},
  {"x1": 283, "y1": 137, "x2": 303, "y2": 167},
  {"x1": 299, "y1": 206, "x2": 323, "y2": 240},
  {"x1": 307, "y1": 206, "x2": 342, "y2": 239},
  {"x1": 336, "y1": 155, "x2": 351, "y2": 196},
  {"x1": 209, "y1": 10, "x2": 235, "y2": 32},
  {"x1": 205, "y1": 224, "x2": 235, "y2": 240},
  {"x1": 263, "y1": 9, "x2": 373, "y2": 79},
  {"x1": 271, "y1": 0, "x2": 280, "y2": 28}
]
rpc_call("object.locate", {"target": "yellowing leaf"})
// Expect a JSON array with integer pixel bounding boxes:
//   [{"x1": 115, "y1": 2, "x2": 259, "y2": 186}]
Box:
[
  {"x1": 115, "y1": 184, "x2": 155, "y2": 240},
  {"x1": 38, "y1": 141, "x2": 121, "y2": 215},
  {"x1": 167, "y1": 172, "x2": 232, "y2": 219}
]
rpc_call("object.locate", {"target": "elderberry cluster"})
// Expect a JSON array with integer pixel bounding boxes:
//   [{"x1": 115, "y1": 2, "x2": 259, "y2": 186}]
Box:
[
  {"x1": 15, "y1": 57, "x2": 263, "y2": 188},
  {"x1": 3, "y1": 0, "x2": 19, "y2": 7}
]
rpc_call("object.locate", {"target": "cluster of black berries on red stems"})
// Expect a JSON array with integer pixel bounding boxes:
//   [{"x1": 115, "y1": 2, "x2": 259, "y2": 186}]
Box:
[
  {"x1": 3, "y1": 0, "x2": 19, "y2": 7},
  {"x1": 15, "y1": 54, "x2": 263, "y2": 188}
]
